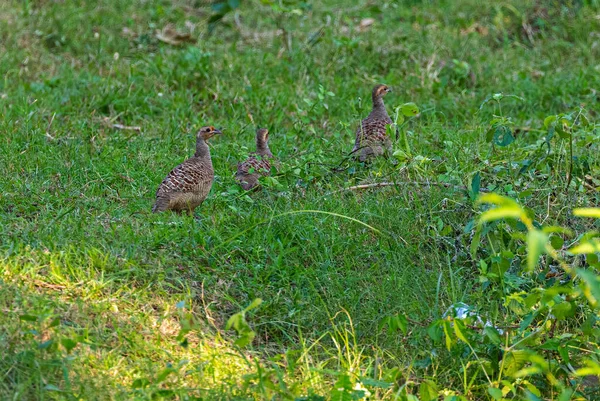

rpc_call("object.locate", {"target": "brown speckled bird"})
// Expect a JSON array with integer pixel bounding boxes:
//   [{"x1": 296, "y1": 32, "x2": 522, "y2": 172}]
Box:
[
  {"x1": 152, "y1": 126, "x2": 221, "y2": 214},
  {"x1": 352, "y1": 84, "x2": 393, "y2": 162},
  {"x1": 235, "y1": 128, "x2": 273, "y2": 191}
]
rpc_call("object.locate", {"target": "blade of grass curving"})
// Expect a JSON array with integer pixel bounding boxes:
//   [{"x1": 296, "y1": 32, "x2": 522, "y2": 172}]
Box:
[{"x1": 214, "y1": 209, "x2": 382, "y2": 251}]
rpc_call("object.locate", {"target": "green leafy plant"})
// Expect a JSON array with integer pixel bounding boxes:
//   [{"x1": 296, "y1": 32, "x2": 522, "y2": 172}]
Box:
[
  {"x1": 226, "y1": 298, "x2": 263, "y2": 347},
  {"x1": 543, "y1": 108, "x2": 592, "y2": 190}
]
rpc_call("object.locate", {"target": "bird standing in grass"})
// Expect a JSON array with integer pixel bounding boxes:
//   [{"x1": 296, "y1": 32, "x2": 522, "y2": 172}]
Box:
[
  {"x1": 236, "y1": 128, "x2": 273, "y2": 191},
  {"x1": 152, "y1": 126, "x2": 221, "y2": 214},
  {"x1": 352, "y1": 84, "x2": 393, "y2": 162}
]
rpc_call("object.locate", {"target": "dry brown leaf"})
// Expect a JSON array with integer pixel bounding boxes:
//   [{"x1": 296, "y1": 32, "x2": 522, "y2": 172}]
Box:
[
  {"x1": 359, "y1": 18, "x2": 375, "y2": 31},
  {"x1": 156, "y1": 24, "x2": 196, "y2": 46},
  {"x1": 460, "y1": 23, "x2": 489, "y2": 36}
]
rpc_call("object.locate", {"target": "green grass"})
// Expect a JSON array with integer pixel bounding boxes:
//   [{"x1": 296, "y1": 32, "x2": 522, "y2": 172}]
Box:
[{"x1": 1, "y1": 0, "x2": 600, "y2": 399}]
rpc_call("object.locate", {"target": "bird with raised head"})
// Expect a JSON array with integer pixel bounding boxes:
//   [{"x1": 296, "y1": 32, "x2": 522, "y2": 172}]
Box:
[
  {"x1": 152, "y1": 126, "x2": 221, "y2": 214},
  {"x1": 352, "y1": 84, "x2": 393, "y2": 162},
  {"x1": 235, "y1": 128, "x2": 273, "y2": 191}
]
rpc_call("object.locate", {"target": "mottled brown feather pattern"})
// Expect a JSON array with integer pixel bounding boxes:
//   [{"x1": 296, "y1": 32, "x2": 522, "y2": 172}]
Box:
[
  {"x1": 236, "y1": 128, "x2": 273, "y2": 190},
  {"x1": 352, "y1": 84, "x2": 393, "y2": 162},
  {"x1": 152, "y1": 127, "x2": 219, "y2": 214},
  {"x1": 236, "y1": 156, "x2": 271, "y2": 190}
]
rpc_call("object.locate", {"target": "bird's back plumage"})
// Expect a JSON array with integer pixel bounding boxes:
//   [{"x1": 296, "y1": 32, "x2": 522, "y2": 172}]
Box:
[
  {"x1": 152, "y1": 127, "x2": 219, "y2": 214},
  {"x1": 236, "y1": 128, "x2": 273, "y2": 191},
  {"x1": 352, "y1": 85, "x2": 393, "y2": 162},
  {"x1": 236, "y1": 155, "x2": 271, "y2": 191}
]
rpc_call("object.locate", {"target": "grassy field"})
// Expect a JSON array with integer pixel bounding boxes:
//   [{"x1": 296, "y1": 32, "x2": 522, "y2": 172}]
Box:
[{"x1": 1, "y1": 0, "x2": 600, "y2": 399}]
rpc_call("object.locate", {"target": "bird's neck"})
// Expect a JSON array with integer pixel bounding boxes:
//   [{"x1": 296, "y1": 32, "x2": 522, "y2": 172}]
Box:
[
  {"x1": 195, "y1": 138, "x2": 210, "y2": 158},
  {"x1": 256, "y1": 141, "x2": 273, "y2": 158},
  {"x1": 372, "y1": 96, "x2": 386, "y2": 113}
]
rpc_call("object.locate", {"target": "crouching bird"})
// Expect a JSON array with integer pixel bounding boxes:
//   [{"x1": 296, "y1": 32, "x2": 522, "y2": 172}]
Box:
[
  {"x1": 152, "y1": 126, "x2": 221, "y2": 215},
  {"x1": 352, "y1": 84, "x2": 393, "y2": 162},
  {"x1": 235, "y1": 128, "x2": 273, "y2": 191}
]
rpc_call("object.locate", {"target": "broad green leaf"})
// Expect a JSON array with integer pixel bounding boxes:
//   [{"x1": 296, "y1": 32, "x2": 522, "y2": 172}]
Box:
[
  {"x1": 442, "y1": 320, "x2": 453, "y2": 351},
  {"x1": 397, "y1": 314, "x2": 408, "y2": 335},
  {"x1": 541, "y1": 226, "x2": 573, "y2": 235},
  {"x1": 574, "y1": 359, "x2": 600, "y2": 376},
  {"x1": 557, "y1": 345, "x2": 571, "y2": 364},
  {"x1": 484, "y1": 326, "x2": 502, "y2": 345},
  {"x1": 514, "y1": 365, "x2": 543, "y2": 378},
  {"x1": 555, "y1": 123, "x2": 570, "y2": 139},
  {"x1": 527, "y1": 229, "x2": 548, "y2": 271},
  {"x1": 419, "y1": 380, "x2": 438, "y2": 401},
  {"x1": 477, "y1": 193, "x2": 521, "y2": 208},
  {"x1": 550, "y1": 235, "x2": 564, "y2": 250},
  {"x1": 400, "y1": 102, "x2": 419, "y2": 117},
  {"x1": 552, "y1": 301, "x2": 574, "y2": 320},
  {"x1": 573, "y1": 208, "x2": 600, "y2": 218},
  {"x1": 19, "y1": 314, "x2": 38, "y2": 322},
  {"x1": 523, "y1": 381, "x2": 541, "y2": 397},
  {"x1": 493, "y1": 125, "x2": 515, "y2": 146},
  {"x1": 131, "y1": 378, "x2": 150, "y2": 389},
  {"x1": 234, "y1": 329, "x2": 255, "y2": 347},
  {"x1": 487, "y1": 387, "x2": 503, "y2": 400},
  {"x1": 453, "y1": 319, "x2": 470, "y2": 345},
  {"x1": 61, "y1": 338, "x2": 78, "y2": 353},
  {"x1": 502, "y1": 350, "x2": 531, "y2": 377},
  {"x1": 576, "y1": 269, "x2": 600, "y2": 307},
  {"x1": 544, "y1": 115, "x2": 557, "y2": 128},
  {"x1": 569, "y1": 239, "x2": 600, "y2": 254},
  {"x1": 427, "y1": 321, "x2": 443, "y2": 343},
  {"x1": 480, "y1": 206, "x2": 524, "y2": 223},
  {"x1": 558, "y1": 389, "x2": 574, "y2": 401},
  {"x1": 485, "y1": 126, "x2": 495, "y2": 142}
]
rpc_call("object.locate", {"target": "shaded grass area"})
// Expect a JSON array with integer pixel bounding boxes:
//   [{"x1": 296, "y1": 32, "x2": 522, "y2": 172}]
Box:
[{"x1": 1, "y1": 0, "x2": 600, "y2": 399}]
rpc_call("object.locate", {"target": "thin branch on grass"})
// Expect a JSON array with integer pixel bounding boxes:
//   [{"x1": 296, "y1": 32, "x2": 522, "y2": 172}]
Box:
[
  {"x1": 326, "y1": 181, "x2": 488, "y2": 195},
  {"x1": 45, "y1": 112, "x2": 56, "y2": 140},
  {"x1": 111, "y1": 123, "x2": 142, "y2": 132}
]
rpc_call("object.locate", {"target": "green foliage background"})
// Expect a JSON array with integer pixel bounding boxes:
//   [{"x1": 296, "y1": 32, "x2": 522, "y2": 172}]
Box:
[{"x1": 1, "y1": 0, "x2": 599, "y2": 399}]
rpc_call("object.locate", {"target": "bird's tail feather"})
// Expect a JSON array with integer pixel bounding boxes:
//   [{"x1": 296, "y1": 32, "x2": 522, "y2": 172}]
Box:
[{"x1": 152, "y1": 196, "x2": 170, "y2": 213}]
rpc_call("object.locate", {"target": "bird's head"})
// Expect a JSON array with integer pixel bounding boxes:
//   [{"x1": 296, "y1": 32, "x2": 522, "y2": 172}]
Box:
[
  {"x1": 256, "y1": 128, "x2": 269, "y2": 144},
  {"x1": 372, "y1": 84, "x2": 391, "y2": 100},
  {"x1": 197, "y1": 126, "x2": 222, "y2": 141}
]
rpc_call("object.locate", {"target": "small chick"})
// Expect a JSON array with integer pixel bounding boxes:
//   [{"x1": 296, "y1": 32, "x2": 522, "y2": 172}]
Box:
[
  {"x1": 352, "y1": 84, "x2": 393, "y2": 162},
  {"x1": 235, "y1": 128, "x2": 273, "y2": 191},
  {"x1": 152, "y1": 126, "x2": 221, "y2": 214}
]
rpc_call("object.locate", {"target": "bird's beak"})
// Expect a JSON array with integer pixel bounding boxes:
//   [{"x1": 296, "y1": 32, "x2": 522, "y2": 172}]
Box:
[{"x1": 212, "y1": 128, "x2": 223, "y2": 135}]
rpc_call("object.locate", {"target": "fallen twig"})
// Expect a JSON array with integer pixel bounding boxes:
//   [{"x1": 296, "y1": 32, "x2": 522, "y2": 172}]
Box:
[
  {"x1": 112, "y1": 123, "x2": 142, "y2": 132},
  {"x1": 33, "y1": 280, "x2": 66, "y2": 290},
  {"x1": 327, "y1": 181, "x2": 488, "y2": 195}
]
